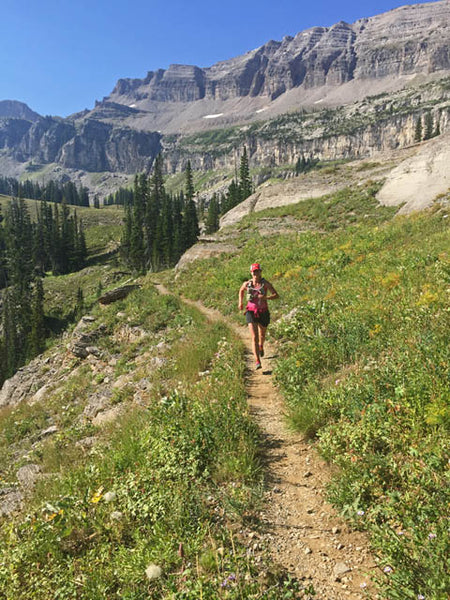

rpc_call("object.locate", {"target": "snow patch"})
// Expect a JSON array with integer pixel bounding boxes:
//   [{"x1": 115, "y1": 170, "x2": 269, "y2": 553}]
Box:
[
  {"x1": 203, "y1": 113, "x2": 224, "y2": 119},
  {"x1": 129, "y1": 103, "x2": 137, "y2": 108},
  {"x1": 256, "y1": 107, "x2": 269, "y2": 114},
  {"x1": 314, "y1": 99, "x2": 324, "y2": 104}
]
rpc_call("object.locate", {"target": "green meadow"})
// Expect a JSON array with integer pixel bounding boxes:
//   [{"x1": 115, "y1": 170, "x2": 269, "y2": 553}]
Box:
[
  {"x1": 169, "y1": 184, "x2": 450, "y2": 599},
  {"x1": 0, "y1": 183, "x2": 449, "y2": 599}
]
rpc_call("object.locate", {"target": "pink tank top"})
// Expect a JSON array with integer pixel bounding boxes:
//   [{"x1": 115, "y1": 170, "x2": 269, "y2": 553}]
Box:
[{"x1": 246, "y1": 280, "x2": 268, "y2": 317}]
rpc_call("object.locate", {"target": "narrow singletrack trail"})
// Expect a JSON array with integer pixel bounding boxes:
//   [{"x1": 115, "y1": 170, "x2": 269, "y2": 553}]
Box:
[{"x1": 155, "y1": 284, "x2": 379, "y2": 599}]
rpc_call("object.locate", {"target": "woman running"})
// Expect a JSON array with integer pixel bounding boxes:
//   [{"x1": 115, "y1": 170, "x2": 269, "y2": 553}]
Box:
[{"x1": 238, "y1": 263, "x2": 279, "y2": 369}]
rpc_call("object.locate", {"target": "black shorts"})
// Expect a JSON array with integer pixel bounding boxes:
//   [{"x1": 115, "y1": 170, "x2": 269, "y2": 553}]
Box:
[{"x1": 245, "y1": 310, "x2": 270, "y2": 327}]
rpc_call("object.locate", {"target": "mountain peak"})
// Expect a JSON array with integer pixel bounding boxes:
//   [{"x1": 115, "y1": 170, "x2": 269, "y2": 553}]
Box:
[{"x1": 0, "y1": 100, "x2": 41, "y2": 122}]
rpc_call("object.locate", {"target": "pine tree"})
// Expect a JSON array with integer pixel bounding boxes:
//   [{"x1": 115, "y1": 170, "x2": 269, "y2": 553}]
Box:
[
  {"x1": 129, "y1": 175, "x2": 146, "y2": 272},
  {"x1": 414, "y1": 116, "x2": 423, "y2": 142},
  {"x1": 184, "y1": 161, "x2": 195, "y2": 204},
  {"x1": 147, "y1": 159, "x2": 164, "y2": 271},
  {"x1": 33, "y1": 204, "x2": 48, "y2": 275},
  {"x1": 0, "y1": 207, "x2": 7, "y2": 289},
  {"x1": 29, "y1": 278, "x2": 45, "y2": 356},
  {"x1": 80, "y1": 186, "x2": 90, "y2": 207},
  {"x1": 205, "y1": 195, "x2": 220, "y2": 234},
  {"x1": 172, "y1": 193, "x2": 184, "y2": 262},
  {"x1": 4, "y1": 199, "x2": 34, "y2": 293},
  {"x1": 221, "y1": 180, "x2": 240, "y2": 215},
  {"x1": 2, "y1": 288, "x2": 19, "y2": 378},
  {"x1": 159, "y1": 195, "x2": 174, "y2": 267},
  {"x1": 181, "y1": 162, "x2": 199, "y2": 251},
  {"x1": 423, "y1": 112, "x2": 434, "y2": 140},
  {"x1": 238, "y1": 146, "x2": 252, "y2": 201}
]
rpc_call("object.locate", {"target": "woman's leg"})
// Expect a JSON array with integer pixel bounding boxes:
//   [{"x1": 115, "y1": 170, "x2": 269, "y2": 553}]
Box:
[
  {"x1": 248, "y1": 322, "x2": 260, "y2": 363},
  {"x1": 258, "y1": 324, "x2": 267, "y2": 354}
]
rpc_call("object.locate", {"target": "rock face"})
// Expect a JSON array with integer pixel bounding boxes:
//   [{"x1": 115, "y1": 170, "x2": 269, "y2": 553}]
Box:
[
  {"x1": 0, "y1": 2, "x2": 449, "y2": 189},
  {"x1": 0, "y1": 100, "x2": 41, "y2": 122},
  {"x1": 1, "y1": 114, "x2": 162, "y2": 173},
  {"x1": 108, "y1": 2, "x2": 450, "y2": 107},
  {"x1": 377, "y1": 132, "x2": 450, "y2": 213}
]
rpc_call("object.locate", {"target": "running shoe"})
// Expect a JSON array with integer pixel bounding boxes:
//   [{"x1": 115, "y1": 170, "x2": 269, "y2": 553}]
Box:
[
  {"x1": 259, "y1": 347, "x2": 264, "y2": 357},
  {"x1": 255, "y1": 361, "x2": 262, "y2": 370}
]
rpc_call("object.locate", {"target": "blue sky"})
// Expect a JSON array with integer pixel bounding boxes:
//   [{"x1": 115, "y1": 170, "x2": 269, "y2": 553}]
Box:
[{"x1": 1, "y1": 0, "x2": 439, "y2": 117}]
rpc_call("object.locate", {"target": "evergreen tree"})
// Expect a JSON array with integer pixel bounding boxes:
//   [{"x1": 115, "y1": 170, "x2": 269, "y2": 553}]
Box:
[
  {"x1": 121, "y1": 158, "x2": 200, "y2": 273},
  {"x1": 414, "y1": 116, "x2": 423, "y2": 142},
  {"x1": 238, "y1": 146, "x2": 252, "y2": 201},
  {"x1": 423, "y1": 112, "x2": 434, "y2": 140},
  {"x1": 159, "y1": 194, "x2": 174, "y2": 268},
  {"x1": 0, "y1": 207, "x2": 7, "y2": 288},
  {"x1": 79, "y1": 186, "x2": 90, "y2": 207},
  {"x1": 184, "y1": 161, "x2": 195, "y2": 204},
  {"x1": 172, "y1": 193, "x2": 184, "y2": 261},
  {"x1": 147, "y1": 156, "x2": 165, "y2": 271},
  {"x1": 205, "y1": 195, "x2": 220, "y2": 234},
  {"x1": 182, "y1": 161, "x2": 199, "y2": 251},
  {"x1": 33, "y1": 205, "x2": 47, "y2": 276},
  {"x1": 29, "y1": 278, "x2": 45, "y2": 356},
  {"x1": 2, "y1": 288, "x2": 20, "y2": 378},
  {"x1": 129, "y1": 175, "x2": 146, "y2": 272},
  {"x1": 221, "y1": 180, "x2": 240, "y2": 215},
  {"x1": 4, "y1": 199, "x2": 34, "y2": 293}
]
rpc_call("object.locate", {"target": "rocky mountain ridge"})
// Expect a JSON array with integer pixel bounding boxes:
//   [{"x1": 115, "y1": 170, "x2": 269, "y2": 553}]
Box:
[
  {"x1": 103, "y1": 0, "x2": 450, "y2": 132},
  {"x1": 0, "y1": 1, "x2": 449, "y2": 197}
]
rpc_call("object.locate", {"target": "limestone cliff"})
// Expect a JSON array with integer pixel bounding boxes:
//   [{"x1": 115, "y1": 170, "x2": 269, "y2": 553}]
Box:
[
  {"x1": 103, "y1": 0, "x2": 450, "y2": 132},
  {"x1": 0, "y1": 1, "x2": 449, "y2": 193}
]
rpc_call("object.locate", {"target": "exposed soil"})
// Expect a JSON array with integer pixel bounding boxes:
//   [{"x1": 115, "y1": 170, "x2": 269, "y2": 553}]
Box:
[{"x1": 155, "y1": 284, "x2": 379, "y2": 599}]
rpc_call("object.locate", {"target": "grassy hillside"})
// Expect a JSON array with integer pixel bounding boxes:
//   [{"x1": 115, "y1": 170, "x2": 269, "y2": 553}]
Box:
[
  {"x1": 1, "y1": 184, "x2": 448, "y2": 598},
  {"x1": 1, "y1": 283, "x2": 306, "y2": 598},
  {"x1": 164, "y1": 186, "x2": 450, "y2": 599}
]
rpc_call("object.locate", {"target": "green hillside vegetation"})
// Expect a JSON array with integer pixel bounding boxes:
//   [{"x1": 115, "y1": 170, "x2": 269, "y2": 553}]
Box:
[
  {"x1": 0, "y1": 286, "x2": 302, "y2": 599},
  {"x1": 162, "y1": 186, "x2": 450, "y2": 599},
  {"x1": 0, "y1": 194, "x2": 124, "y2": 383},
  {"x1": 1, "y1": 180, "x2": 449, "y2": 598},
  {"x1": 0, "y1": 195, "x2": 123, "y2": 230}
]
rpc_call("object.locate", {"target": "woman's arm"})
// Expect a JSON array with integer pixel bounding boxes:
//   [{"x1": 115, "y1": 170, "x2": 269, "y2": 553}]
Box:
[
  {"x1": 264, "y1": 280, "x2": 279, "y2": 301},
  {"x1": 238, "y1": 281, "x2": 249, "y2": 311}
]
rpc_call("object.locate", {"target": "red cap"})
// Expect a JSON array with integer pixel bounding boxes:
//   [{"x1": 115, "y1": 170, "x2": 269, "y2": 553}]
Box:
[{"x1": 250, "y1": 263, "x2": 261, "y2": 272}]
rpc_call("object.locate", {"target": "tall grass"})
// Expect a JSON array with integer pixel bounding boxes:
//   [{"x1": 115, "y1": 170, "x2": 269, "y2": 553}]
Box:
[
  {"x1": 0, "y1": 284, "x2": 303, "y2": 598},
  {"x1": 171, "y1": 188, "x2": 450, "y2": 599}
]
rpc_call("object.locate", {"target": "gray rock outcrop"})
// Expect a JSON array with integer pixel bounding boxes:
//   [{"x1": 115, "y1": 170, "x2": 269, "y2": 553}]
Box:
[
  {"x1": 108, "y1": 2, "x2": 450, "y2": 108},
  {"x1": 0, "y1": 100, "x2": 41, "y2": 122},
  {"x1": 377, "y1": 132, "x2": 450, "y2": 213},
  {"x1": 0, "y1": 2, "x2": 449, "y2": 190}
]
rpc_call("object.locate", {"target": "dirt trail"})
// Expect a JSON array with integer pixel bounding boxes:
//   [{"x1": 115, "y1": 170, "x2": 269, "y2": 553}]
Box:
[{"x1": 155, "y1": 284, "x2": 378, "y2": 599}]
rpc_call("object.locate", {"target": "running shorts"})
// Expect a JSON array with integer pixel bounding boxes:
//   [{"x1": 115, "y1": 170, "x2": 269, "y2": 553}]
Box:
[{"x1": 245, "y1": 310, "x2": 270, "y2": 327}]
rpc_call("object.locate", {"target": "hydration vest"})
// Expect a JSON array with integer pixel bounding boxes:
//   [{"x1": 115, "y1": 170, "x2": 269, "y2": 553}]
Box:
[{"x1": 246, "y1": 278, "x2": 268, "y2": 317}]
